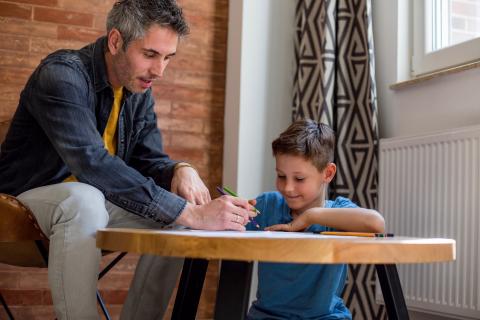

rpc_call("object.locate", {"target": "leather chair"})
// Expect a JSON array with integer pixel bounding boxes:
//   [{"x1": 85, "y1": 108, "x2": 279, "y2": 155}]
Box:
[{"x1": 0, "y1": 120, "x2": 125, "y2": 320}]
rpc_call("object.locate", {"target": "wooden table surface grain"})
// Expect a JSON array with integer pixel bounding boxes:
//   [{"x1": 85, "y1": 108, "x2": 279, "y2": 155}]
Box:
[{"x1": 96, "y1": 228, "x2": 455, "y2": 264}]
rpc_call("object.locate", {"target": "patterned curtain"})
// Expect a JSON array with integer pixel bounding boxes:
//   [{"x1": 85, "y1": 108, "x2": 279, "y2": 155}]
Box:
[{"x1": 293, "y1": 0, "x2": 383, "y2": 319}]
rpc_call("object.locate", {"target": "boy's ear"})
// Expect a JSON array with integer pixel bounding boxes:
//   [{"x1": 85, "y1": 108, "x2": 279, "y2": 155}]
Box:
[
  {"x1": 323, "y1": 163, "x2": 336, "y2": 183},
  {"x1": 107, "y1": 28, "x2": 123, "y2": 55}
]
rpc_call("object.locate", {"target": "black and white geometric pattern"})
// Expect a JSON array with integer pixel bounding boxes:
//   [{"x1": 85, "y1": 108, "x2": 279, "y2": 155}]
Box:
[{"x1": 293, "y1": 0, "x2": 383, "y2": 319}]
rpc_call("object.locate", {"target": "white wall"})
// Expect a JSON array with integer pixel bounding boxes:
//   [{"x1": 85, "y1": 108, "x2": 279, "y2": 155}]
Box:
[
  {"x1": 373, "y1": 1, "x2": 480, "y2": 319},
  {"x1": 223, "y1": 0, "x2": 296, "y2": 307},
  {"x1": 373, "y1": 0, "x2": 480, "y2": 139},
  {"x1": 223, "y1": 0, "x2": 294, "y2": 198}
]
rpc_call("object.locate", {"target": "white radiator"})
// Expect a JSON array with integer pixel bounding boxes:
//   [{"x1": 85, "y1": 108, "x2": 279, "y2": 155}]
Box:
[{"x1": 378, "y1": 125, "x2": 480, "y2": 319}]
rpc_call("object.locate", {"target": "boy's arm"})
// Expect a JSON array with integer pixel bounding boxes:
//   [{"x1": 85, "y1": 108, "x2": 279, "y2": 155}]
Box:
[{"x1": 265, "y1": 207, "x2": 385, "y2": 233}]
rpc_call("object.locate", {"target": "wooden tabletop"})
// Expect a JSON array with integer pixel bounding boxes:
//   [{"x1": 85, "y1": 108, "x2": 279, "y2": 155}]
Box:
[{"x1": 96, "y1": 229, "x2": 456, "y2": 264}]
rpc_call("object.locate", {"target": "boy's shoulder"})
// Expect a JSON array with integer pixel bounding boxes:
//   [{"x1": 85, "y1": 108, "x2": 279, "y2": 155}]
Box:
[
  {"x1": 254, "y1": 191, "x2": 289, "y2": 218},
  {"x1": 256, "y1": 191, "x2": 285, "y2": 207},
  {"x1": 326, "y1": 196, "x2": 359, "y2": 208}
]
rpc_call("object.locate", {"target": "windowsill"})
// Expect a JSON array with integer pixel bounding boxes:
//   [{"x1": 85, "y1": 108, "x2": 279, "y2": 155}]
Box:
[{"x1": 390, "y1": 60, "x2": 480, "y2": 90}]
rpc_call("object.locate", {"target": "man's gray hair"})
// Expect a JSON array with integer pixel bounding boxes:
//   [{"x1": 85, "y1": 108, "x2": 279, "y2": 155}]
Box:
[{"x1": 107, "y1": 0, "x2": 189, "y2": 50}]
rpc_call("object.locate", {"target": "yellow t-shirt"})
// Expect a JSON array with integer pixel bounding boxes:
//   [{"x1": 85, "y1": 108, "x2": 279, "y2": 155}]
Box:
[{"x1": 64, "y1": 87, "x2": 123, "y2": 182}]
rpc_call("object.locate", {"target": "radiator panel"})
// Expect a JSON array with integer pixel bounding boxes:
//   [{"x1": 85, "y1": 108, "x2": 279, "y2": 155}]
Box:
[{"x1": 378, "y1": 126, "x2": 480, "y2": 319}]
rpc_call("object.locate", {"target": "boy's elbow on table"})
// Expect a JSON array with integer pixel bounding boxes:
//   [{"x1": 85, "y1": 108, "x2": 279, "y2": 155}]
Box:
[{"x1": 368, "y1": 210, "x2": 386, "y2": 233}]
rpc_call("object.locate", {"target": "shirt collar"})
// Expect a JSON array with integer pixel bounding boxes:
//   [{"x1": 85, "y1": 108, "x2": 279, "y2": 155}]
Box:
[
  {"x1": 92, "y1": 36, "x2": 135, "y2": 98},
  {"x1": 91, "y1": 36, "x2": 111, "y2": 93}
]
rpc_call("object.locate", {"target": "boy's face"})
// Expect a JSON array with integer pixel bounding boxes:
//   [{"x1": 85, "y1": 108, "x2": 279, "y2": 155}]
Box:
[
  {"x1": 107, "y1": 24, "x2": 178, "y2": 93},
  {"x1": 275, "y1": 154, "x2": 336, "y2": 215}
]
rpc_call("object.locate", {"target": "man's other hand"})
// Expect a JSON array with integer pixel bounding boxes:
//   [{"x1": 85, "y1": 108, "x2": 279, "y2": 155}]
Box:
[{"x1": 171, "y1": 164, "x2": 211, "y2": 205}]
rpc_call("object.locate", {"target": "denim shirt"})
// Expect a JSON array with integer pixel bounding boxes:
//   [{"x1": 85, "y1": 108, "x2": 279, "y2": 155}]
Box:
[{"x1": 0, "y1": 36, "x2": 187, "y2": 225}]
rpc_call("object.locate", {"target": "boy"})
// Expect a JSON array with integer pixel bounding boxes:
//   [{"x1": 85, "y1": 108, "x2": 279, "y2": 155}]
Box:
[{"x1": 246, "y1": 119, "x2": 385, "y2": 319}]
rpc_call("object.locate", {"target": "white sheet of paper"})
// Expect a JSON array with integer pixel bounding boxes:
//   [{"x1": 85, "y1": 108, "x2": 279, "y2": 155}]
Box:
[{"x1": 154, "y1": 229, "x2": 336, "y2": 239}]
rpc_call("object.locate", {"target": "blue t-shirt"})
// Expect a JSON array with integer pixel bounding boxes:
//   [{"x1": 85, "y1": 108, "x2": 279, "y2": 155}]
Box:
[{"x1": 246, "y1": 191, "x2": 357, "y2": 320}]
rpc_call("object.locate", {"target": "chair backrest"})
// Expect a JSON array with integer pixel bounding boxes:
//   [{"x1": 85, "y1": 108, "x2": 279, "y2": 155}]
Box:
[
  {"x1": 0, "y1": 194, "x2": 48, "y2": 267},
  {"x1": 0, "y1": 120, "x2": 49, "y2": 267}
]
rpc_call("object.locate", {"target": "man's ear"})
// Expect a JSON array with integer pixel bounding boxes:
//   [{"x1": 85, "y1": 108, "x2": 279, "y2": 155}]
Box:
[
  {"x1": 323, "y1": 163, "x2": 336, "y2": 183},
  {"x1": 107, "y1": 28, "x2": 123, "y2": 55}
]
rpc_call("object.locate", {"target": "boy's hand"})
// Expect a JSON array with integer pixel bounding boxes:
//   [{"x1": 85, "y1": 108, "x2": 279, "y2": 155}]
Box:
[{"x1": 265, "y1": 212, "x2": 310, "y2": 232}]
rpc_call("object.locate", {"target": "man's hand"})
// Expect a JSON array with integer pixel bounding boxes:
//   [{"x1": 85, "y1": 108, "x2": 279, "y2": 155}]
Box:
[
  {"x1": 171, "y1": 164, "x2": 211, "y2": 205},
  {"x1": 175, "y1": 195, "x2": 258, "y2": 231}
]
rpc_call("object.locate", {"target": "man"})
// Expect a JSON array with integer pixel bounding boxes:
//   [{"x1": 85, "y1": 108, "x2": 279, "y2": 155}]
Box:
[{"x1": 0, "y1": 0, "x2": 254, "y2": 319}]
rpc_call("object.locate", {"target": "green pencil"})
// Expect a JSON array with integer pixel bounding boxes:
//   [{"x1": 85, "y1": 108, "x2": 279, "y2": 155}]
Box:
[{"x1": 222, "y1": 186, "x2": 261, "y2": 215}]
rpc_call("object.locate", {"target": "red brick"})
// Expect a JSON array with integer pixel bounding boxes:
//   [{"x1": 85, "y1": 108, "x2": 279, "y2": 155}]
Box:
[
  {"x1": 171, "y1": 102, "x2": 211, "y2": 119},
  {"x1": 154, "y1": 99, "x2": 172, "y2": 115},
  {"x1": 0, "y1": 271, "x2": 21, "y2": 288},
  {"x1": 157, "y1": 117, "x2": 204, "y2": 134},
  {"x1": 13, "y1": 0, "x2": 58, "y2": 6},
  {"x1": 0, "y1": 2, "x2": 32, "y2": 20},
  {"x1": 0, "y1": 17, "x2": 57, "y2": 38},
  {"x1": 97, "y1": 273, "x2": 133, "y2": 290},
  {"x1": 179, "y1": 0, "x2": 228, "y2": 17},
  {"x1": 170, "y1": 132, "x2": 209, "y2": 150},
  {"x1": 102, "y1": 304, "x2": 122, "y2": 319},
  {"x1": 0, "y1": 67, "x2": 31, "y2": 85},
  {"x1": 0, "y1": 34, "x2": 29, "y2": 51},
  {"x1": 187, "y1": 26, "x2": 228, "y2": 49},
  {"x1": 0, "y1": 50, "x2": 44, "y2": 69},
  {"x1": 153, "y1": 83, "x2": 224, "y2": 105},
  {"x1": 57, "y1": 0, "x2": 115, "y2": 14},
  {"x1": 173, "y1": 70, "x2": 226, "y2": 91},
  {"x1": 168, "y1": 53, "x2": 226, "y2": 74},
  {"x1": 97, "y1": 289, "x2": 128, "y2": 304},
  {"x1": 164, "y1": 147, "x2": 208, "y2": 166},
  {"x1": 0, "y1": 100, "x2": 18, "y2": 121},
  {"x1": 93, "y1": 13, "x2": 107, "y2": 31},
  {"x1": 100, "y1": 253, "x2": 138, "y2": 273},
  {"x1": 179, "y1": 36, "x2": 227, "y2": 62},
  {"x1": 34, "y1": 7, "x2": 94, "y2": 27},
  {"x1": 1, "y1": 289, "x2": 46, "y2": 305},
  {"x1": 203, "y1": 119, "x2": 224, "y2": 135},
  {"x1": 0, "y1": 84, "x2": 24, "y2": 101},
  {"x1": 5, "y1": 305, "x2": 56, "y2": 319},
  {"x1": 57, "y1": 25, "x2": 104, "y2": 42},
  {"x1": 30, "y1": 37, "x2": 87, "y2": 54},
  {"x1": 19, "y1": 271, "x2": 49, "y2": 289},
  {"x1": 41, "y1": 289, "x2": 53, "y2": 304},
  {"x1": 183, "y1": 12, "x2": 228, "y2": 33}
]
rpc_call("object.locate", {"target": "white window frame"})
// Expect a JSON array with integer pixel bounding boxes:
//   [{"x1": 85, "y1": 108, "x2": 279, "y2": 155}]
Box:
[{"x1": 412, "y1": 0, "x2": 480, "y2": 76}]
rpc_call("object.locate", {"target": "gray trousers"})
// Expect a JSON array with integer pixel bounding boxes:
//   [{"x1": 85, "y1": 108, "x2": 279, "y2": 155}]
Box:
[{"x1": 18, "y1": 182, "x2": 183, "y2": 320}]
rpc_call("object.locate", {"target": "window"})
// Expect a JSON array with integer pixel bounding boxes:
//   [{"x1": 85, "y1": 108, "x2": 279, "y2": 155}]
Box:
[{"x1": 412, "y1": 0, "x2": 480, "y2": 76}]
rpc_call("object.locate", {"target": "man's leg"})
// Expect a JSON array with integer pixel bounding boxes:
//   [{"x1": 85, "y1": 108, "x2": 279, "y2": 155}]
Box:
[
  {"x1": 18, "y1": 182, "x2": 109, "y2": 320},
  {"x1": 106, "y1": 202, "x2": 184, "y2": 320}
]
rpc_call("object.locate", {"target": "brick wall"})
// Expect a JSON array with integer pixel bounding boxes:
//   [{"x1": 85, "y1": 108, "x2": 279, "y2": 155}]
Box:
[
  {"x1": 0, "y1": 0, "x2": 228, "y2": 319},
  {"x1": 451, "y1": 0, "x2": 480, "y2": 44}
]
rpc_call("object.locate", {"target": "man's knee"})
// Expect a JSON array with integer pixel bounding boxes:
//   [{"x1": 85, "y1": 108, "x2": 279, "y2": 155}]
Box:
[
  {"x1": 56, "y1": 182, "x2": 109, "y2": 228},
  {"x1": 19, "y1": 182, "x2": 109, "y2": 233}
]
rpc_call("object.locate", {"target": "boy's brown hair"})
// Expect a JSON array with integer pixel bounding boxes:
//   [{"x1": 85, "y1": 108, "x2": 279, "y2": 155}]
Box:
[{"x1": 272, "y1": 119, "x2": 335, "y2": 171}]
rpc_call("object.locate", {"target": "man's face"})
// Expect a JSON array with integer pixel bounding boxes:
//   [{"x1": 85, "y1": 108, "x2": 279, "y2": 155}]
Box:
[{"x1": 109, "y1": 24, "x2": 178, "y2": 93}]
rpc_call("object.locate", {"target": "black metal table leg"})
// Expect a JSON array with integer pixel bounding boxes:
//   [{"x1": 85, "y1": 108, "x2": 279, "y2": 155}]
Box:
[
  {"x1": 171, "y1": 258, "x2": 209, "y2": 320},
  {"x1": 214, "y1": 260, "x2": 253, "y2": 320},
  {"x1": 375, "y1": 264, "x2": 410, "y2": 320}
]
